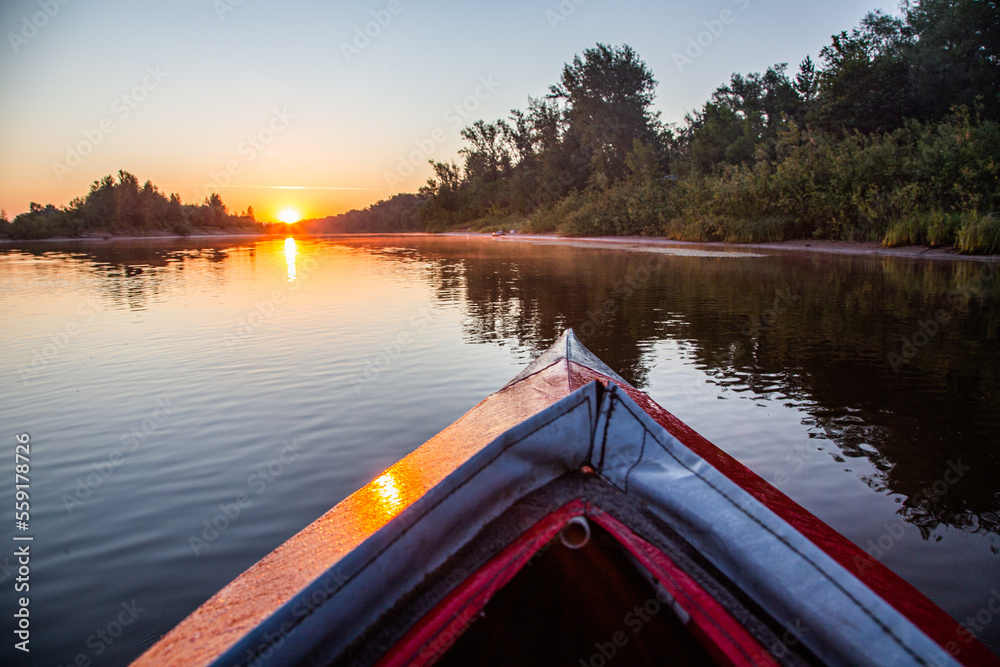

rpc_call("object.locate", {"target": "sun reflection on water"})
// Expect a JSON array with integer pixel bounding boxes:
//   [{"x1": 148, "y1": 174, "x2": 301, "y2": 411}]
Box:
[{"x1": 285, "y1": 237, "x2": 297, "y2": 281}]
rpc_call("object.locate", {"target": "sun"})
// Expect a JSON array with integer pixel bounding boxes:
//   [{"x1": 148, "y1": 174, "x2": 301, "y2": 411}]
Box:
[{"x1": 279, "y1": 207, "x2": 301, "y2": 224}]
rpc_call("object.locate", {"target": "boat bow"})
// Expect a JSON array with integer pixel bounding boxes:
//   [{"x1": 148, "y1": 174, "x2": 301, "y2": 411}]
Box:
[{"x1": 133, "y1": 330, "x2": 999, "y2": 667}]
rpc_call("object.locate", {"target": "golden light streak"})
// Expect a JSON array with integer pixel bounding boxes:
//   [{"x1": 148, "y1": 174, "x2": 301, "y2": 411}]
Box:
[
  {"x1": 373, "y1": 473, "x2": 403, "y2": 512},
  {"x1": 284, "y1": 237, "x2": 297, "y2": 282}
]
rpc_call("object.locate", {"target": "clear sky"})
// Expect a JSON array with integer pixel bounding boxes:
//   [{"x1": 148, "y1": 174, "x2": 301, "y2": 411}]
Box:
[{"x1": 0, "y1": 0, "x2": 896, "y2": 221}]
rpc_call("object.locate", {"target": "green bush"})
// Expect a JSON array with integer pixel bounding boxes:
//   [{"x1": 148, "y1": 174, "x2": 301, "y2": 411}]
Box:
[
  {"x1": 7, "y1": 172, "x2": 264, "y2": 240},
  {"x1": 883, "y1": 210, "x2": 960, "y2": 247},
  {"x1": 956, "y1": 212, "x2": 1000, "y2": 254},
  {"x1": 525, "y1": 193, "x2": 585, "y2": 234},
  {"x1": 171, "y1": 217, "x2": 194, "y2": 236},
  {"x1": 720, "y1": 217, "x2": 802, "y2": 243}
]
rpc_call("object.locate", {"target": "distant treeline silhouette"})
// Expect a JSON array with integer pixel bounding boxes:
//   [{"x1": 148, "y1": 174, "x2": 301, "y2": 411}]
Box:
[
  {"x1": 319, "y1": 0, "x2": 1000, "y2": 253},
  {"x1": 1, "y1": 171, "x2": 261, "y2": 239}
]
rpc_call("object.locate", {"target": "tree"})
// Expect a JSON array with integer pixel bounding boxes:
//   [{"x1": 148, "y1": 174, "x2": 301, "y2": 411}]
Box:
[
  {"x1": 3, "y1": 173, "x2": 256, "y2": 238},
  {"x1": 526, "y1": 96, "x2": 563, "y2": 155},
  {"x1": 814, "y1": 11, "x2": 915, "y2": 133},
  {"x1": 85, "y1": 175, "x2": 116, "y2": 227},
  {"x1": 795, "y1": 56, "x2": 819, "y2": 104},
  {"x1": 418, "y1": 161, "x2": 465, "y2": 229},
  {"x1": 167, "y1": 193, "x2": 187, "y2": 233},
  {"x1": 905, "y1": 0, "x2": 1000, "y2": 121},
  {"x1": 549, "y1": 43, "x2": 662, "y2": 185},
  {"x1": 137, "y1": 180, "x2": 160, "y2": 228},
  {"x1": 460, "y1": 120, "x2": 513, "y2": 183},
  {"x1": 810, "y1": 1, "x2": 1000, "y2": 131},
  {"x1": 205, "y1": 192, "x2": 227, "y2": 211},
  {"x1": 113, "y1": 170, "x2": 141, "y2": 230},
  {"x1": 420, "y1": 160, "x2": 462, "y2": 197},
  {"x1": 502, "y1": 108, "x2": 535, "y2": 165},
  {"x1": 683, "y1": 64, "x2": 804, "y2": 172}
]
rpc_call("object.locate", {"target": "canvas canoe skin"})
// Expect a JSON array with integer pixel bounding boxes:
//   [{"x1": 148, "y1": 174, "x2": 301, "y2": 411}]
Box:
[{"x1": 133, "y1": 330, "x2": 999, "y2": 667}]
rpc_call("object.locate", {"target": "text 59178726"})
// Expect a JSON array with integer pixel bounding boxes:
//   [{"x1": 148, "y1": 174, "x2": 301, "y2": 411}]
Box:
[{"x1": 14, "y1": 432, "x2": 32, "y2": 654}]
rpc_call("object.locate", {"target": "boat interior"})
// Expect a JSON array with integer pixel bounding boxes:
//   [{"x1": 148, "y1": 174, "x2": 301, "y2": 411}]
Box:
[{"x1": 337, "y1": 474, "x2": 820, "y2": 666}]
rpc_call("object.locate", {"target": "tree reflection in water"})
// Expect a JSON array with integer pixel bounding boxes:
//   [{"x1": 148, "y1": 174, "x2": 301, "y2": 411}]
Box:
[{"x1": 364, "y1": 237, "x2": 1000, "y2": 538}]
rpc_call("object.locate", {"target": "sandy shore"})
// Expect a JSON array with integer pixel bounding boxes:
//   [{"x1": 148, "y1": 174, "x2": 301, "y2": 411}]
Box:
[
  {"x1": 4, "y1": 230, "x2": 998, "y2": 263},
  {"x1": 450, "y1": 233, "x2": 1000, "y2": 263}
]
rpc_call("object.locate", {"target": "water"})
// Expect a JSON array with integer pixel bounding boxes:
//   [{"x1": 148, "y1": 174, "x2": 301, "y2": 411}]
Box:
[{"x1": 1, "y1": 235, "x2": 998, "y2": 664}]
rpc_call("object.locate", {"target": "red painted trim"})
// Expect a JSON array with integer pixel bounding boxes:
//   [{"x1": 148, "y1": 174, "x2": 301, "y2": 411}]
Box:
[
  {"x1": 376, "y1": 500, "x2": 769, "y2": 667},
  {"x1": 568, "y1": 363, "x2": 1000, "y2": 666},
  {"x1": 375, "y1": 502, "x2": 585, "y2": 667}
]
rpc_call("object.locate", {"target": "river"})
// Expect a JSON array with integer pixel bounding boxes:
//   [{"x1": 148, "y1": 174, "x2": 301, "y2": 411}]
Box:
[{"x1": 1, "y1": 234, "x2": 998, "y2": 664}]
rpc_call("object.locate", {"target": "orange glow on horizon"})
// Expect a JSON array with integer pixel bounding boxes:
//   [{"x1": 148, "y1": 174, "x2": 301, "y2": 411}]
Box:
[
  {"x1": 0, "y1": 174, "x2": 383, "y2": 221},
  {"x1": 279, "y1": 207, "x2": 301, "y2": 224}
]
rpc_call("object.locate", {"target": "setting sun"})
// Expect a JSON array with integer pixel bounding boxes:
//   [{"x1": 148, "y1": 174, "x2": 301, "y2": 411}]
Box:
[{"x1": 279, "y1": 208, "x2": 301, "y2": 224}]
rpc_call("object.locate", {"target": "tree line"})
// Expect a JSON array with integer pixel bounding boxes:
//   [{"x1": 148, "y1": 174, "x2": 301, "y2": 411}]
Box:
[
  {"x1": 1, "y1": 171, "x2": 262, "y2": 239},
  {"x1": 321, "y1": 0, "x2": 999, "y2": 253}
]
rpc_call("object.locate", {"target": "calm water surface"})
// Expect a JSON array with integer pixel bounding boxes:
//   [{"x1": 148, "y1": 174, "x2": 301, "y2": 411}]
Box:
[{"x1": 1, "y1": 235, "x2": 998, "y2": 664}]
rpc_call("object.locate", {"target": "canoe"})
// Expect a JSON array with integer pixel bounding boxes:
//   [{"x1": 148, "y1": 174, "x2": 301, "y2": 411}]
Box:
[{"x1": 134, "y1": 330, "x2": 999, "y2": 666}]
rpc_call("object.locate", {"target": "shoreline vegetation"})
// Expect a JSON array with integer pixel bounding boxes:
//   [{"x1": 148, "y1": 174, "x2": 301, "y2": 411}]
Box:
[
  {"x1": 314, "y1": 1, "x2": 999, "y2": 254},
  {"x1": 6, "y1": 1, "x2": 998, "y2": 254},
  {"x1": 0, "y1": 170, "x2": 287, "y2": 240}
]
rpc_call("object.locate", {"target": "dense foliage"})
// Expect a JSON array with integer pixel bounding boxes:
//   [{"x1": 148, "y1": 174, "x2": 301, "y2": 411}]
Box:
[
  {"x1": 323, "y1": 0, "x2": 1000, "y2": 252},
  {"x1": 315, "y1": 193, "x2": 424, "y2": 234},
  {"x1": 1, "y1": 171, "x2": 262, "y2": 239}
]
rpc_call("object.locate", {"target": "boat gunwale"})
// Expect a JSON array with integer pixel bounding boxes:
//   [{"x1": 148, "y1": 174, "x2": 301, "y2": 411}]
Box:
[
  {"x1": 132, "y1": 330, "x2": 1000, "y2": 667},
  {"x1": 365, "y1": 480, "x2": 812, "y2": 667}
]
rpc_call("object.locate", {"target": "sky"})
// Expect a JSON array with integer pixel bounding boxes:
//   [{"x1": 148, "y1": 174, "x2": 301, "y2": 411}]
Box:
[{"x1": 0, "y1": 0, "x2": 896, "y2": 222}]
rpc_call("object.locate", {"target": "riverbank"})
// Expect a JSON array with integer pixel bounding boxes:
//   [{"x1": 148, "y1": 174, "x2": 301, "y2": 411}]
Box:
[
  {"x1": 447, "y1": 233, "x2": 1000, "y2": 263},
  {"x1": 0, "y1": 231, "x2": 273, "y2": 245},
  {"x1": 5, "y1": 229, "x2": 999, "y2": 263}
]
